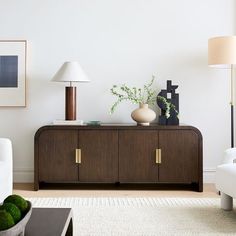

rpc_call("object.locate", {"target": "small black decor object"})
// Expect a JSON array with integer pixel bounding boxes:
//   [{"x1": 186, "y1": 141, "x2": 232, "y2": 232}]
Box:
[{"x1": 157, "y1": 80, "x2": 179, "y2": 125}]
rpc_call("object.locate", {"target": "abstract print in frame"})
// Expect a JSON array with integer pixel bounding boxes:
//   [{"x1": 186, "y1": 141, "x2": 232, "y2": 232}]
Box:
[{"x1": 0, "y1": 40, "x2": 27, "y2": 107}]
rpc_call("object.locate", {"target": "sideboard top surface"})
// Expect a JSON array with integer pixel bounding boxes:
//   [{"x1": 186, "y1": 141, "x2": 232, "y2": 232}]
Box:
[{"x1": 35, "y1": 124, "x2": 202, "y2": 140}]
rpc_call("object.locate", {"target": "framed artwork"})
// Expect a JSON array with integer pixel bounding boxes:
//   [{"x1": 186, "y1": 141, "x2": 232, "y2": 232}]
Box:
[{"x1": 0, "y1": 40, "x2": 27, "y2": 107}]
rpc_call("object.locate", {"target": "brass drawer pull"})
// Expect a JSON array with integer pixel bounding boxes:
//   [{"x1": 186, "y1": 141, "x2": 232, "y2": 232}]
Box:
[
  {"x1": 155, "y1": 149, "x2": 162, "y2": 164},
  {"x1": 156, "y1": 149, "x2": 159, "y2": 164},
  {"x1": 75, "y1": 149, "x2": 81, "y2": 164},
  {"x1": 158, "y1": 149, "x2": 162, "y2": 164}
]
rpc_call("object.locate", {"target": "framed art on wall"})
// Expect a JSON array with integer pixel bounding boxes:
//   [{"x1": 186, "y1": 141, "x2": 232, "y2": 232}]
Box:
[{"x1": 0, "y1": 40, "x2": 27, "y2": 107}]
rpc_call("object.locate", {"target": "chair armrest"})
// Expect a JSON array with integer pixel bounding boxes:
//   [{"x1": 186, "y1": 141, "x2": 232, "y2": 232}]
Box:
[
  {"x1": 0, "y1": 138, "x2": 12, "y2": 163},
  {"x1": 222, "y1": 148, "x2": 236, "y2": 164},
  {"x1": 0, "y1": 161, "x2": 7, "y2": 167},
  {"x1": 0, "y1": 161, "x2": 11, "y2": 179}
]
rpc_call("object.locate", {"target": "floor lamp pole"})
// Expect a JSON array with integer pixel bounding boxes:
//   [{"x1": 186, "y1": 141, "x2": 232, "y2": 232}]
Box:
[{"x1": 231, "y1": 65, "x2": 234, "y2": 148}]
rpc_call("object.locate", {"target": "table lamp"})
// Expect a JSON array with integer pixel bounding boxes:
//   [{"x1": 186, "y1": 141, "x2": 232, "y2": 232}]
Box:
[
  {"x1": 52, "y1": 61, "x2": 90, "y2": 120},
  {"x1": 208, "y1": 36, "x2": 236, "y2": 147}
]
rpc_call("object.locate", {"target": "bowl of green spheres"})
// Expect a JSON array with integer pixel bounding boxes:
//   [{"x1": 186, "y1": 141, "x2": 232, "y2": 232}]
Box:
[{"x1": 0, "y1": 195, "x2": 32, "y2": 236}]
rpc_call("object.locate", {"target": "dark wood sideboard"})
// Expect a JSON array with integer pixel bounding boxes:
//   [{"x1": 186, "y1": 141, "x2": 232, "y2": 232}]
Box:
[{"x1": 34, "y1": 124, "x2": 203, "y2": 192}]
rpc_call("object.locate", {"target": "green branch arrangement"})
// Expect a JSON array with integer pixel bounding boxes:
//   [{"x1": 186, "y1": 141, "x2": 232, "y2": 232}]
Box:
[
  {"x1": 157, "y1": 96, "x2": 179, "y2": 119},
  {"x1": 110, "y1": 75, "x2": 157, "y2": 114}
]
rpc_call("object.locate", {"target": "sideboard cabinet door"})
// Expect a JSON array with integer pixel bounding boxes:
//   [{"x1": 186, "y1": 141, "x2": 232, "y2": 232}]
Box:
[
  {"x1": 158, "y1": 130, "x2": 199, "y2": 183},
  {"x1": 38, "y1": 130, "x2": 78, "y2": 182},
  {"x1": 78, "y1": 130, "x2": 118, "y2": 182},
  {"x1": 119, "y1": 130, "x2": 158, "y2": 183}
]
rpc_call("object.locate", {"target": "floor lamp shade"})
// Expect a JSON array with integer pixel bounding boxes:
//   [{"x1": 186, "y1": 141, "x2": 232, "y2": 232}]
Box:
[
  {"x1": 208, "y1": 36, "x2": 236, "y2": 147},
  {"x1": 208, "y1": 36, "x2": 236, "y2": 68},
  {"x1": 52, "y1": 61, "x2": 90, "y2": 120}
]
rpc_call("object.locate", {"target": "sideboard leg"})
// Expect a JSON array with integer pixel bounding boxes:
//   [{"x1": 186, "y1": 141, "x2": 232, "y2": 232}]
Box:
[
  {"x1": 198, "y1": 182, "x2": 203, "y2": 192},
  {"x1": 34, "y1": 182, "x2": 39, "y2": 191},
  {"x1": 192, "y1": 183, "x2": 203, "y2": 192}
]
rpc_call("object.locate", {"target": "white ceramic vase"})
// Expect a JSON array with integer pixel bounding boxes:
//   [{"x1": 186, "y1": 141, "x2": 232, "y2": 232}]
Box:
[{"x1": 131, "y1": 103, "x2": 156, "y2": 126}]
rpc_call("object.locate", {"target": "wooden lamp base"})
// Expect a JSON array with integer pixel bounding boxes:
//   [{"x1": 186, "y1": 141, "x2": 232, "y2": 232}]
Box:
[{"x1": 65, "y1": 87, "x2": 76, "y2": 120}]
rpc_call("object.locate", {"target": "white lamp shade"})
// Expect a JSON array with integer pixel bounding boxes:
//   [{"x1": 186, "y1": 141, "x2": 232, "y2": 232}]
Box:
[
  {"x1": 52, "y1": 61, "x2": 90, "y2": 82},
  {"x1": 208, "y1": 36, "x2": 236, "y2": 68}
]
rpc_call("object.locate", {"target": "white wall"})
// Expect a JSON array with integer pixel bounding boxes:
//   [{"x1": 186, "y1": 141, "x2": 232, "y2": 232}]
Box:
[{"x1": 0, "y1": 0, "x2": 234, "y2": 183}]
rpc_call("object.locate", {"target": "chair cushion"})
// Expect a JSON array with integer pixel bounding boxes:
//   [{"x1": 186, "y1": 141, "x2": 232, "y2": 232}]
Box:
[{"x1": 215, "y1": 164, "x2": 236, "y2": 197}]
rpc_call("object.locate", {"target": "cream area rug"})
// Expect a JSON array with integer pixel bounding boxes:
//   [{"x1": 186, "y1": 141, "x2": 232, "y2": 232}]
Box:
[{"x1": 28, "y1": 197, "x2": 236, "y2": 236}]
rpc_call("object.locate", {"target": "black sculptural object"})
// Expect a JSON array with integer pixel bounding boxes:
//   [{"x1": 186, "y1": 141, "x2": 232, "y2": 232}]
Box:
[{"x1": 157, "y1": 80, "x2": 179, "y2": 125}]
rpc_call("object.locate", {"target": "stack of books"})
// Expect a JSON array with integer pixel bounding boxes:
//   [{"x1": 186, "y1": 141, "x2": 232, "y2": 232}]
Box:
[{"x1": 52, "y1": 120, "x2": 84, "y2": 125}]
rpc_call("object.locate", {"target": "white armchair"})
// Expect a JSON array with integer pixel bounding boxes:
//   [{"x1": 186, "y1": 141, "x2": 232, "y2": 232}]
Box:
[
  {"x1": 0, "y1": 138, "x2": 13, "y2": 203},
  {"x1": 215, "y1": 148, "x2": 236, "y2": 211},
  {"x1": 222, "y1": 148, "x2": 236, "y2": 164}
]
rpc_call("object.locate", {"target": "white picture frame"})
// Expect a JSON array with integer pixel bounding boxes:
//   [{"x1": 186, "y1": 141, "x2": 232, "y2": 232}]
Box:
[{"x1": 0, "y1": 40, "x2": 27, "y2": 107}]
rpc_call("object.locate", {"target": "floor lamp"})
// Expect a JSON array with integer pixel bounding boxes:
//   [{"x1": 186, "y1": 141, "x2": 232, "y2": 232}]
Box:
[
  {"x1": 52, "y1": 61, "x2": 90, "y2": 120},
  {"x1": 208, "y1": 36, "x2": 236, "y2": 148}
]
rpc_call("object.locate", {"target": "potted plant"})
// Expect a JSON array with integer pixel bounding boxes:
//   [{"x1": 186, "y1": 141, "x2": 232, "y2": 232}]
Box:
[{"x1": 110, "y1": 76, "x2": 157, "y2": 126}]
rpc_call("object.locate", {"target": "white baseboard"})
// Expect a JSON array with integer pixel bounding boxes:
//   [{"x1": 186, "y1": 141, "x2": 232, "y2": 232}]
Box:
[
  {"x1": 203, "y1": 168, "x2": 216, "y2": 183},
  {"x1": 13, "y1": 167, "x2": 34, "y2": 183},
  {"x1": 13, "y1": 168, "x2": 216, "y2": 184}
]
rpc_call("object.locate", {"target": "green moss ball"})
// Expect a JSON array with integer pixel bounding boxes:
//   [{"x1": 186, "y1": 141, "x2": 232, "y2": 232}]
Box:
[
  {"x1": 4, "y1": 195, "x2": 28, "y2": 214},
  {"x1": 0, "y1": 203, "x2": 21, "y2": 223},
  {"x1": 0, "y1": 210, "x2": 15, "y2": 230}
]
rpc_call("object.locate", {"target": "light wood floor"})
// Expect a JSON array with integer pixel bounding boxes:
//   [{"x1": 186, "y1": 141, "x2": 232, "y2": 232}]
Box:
[{"x1": 13, "y1": 184, "x2": 219, "y2": 198}]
